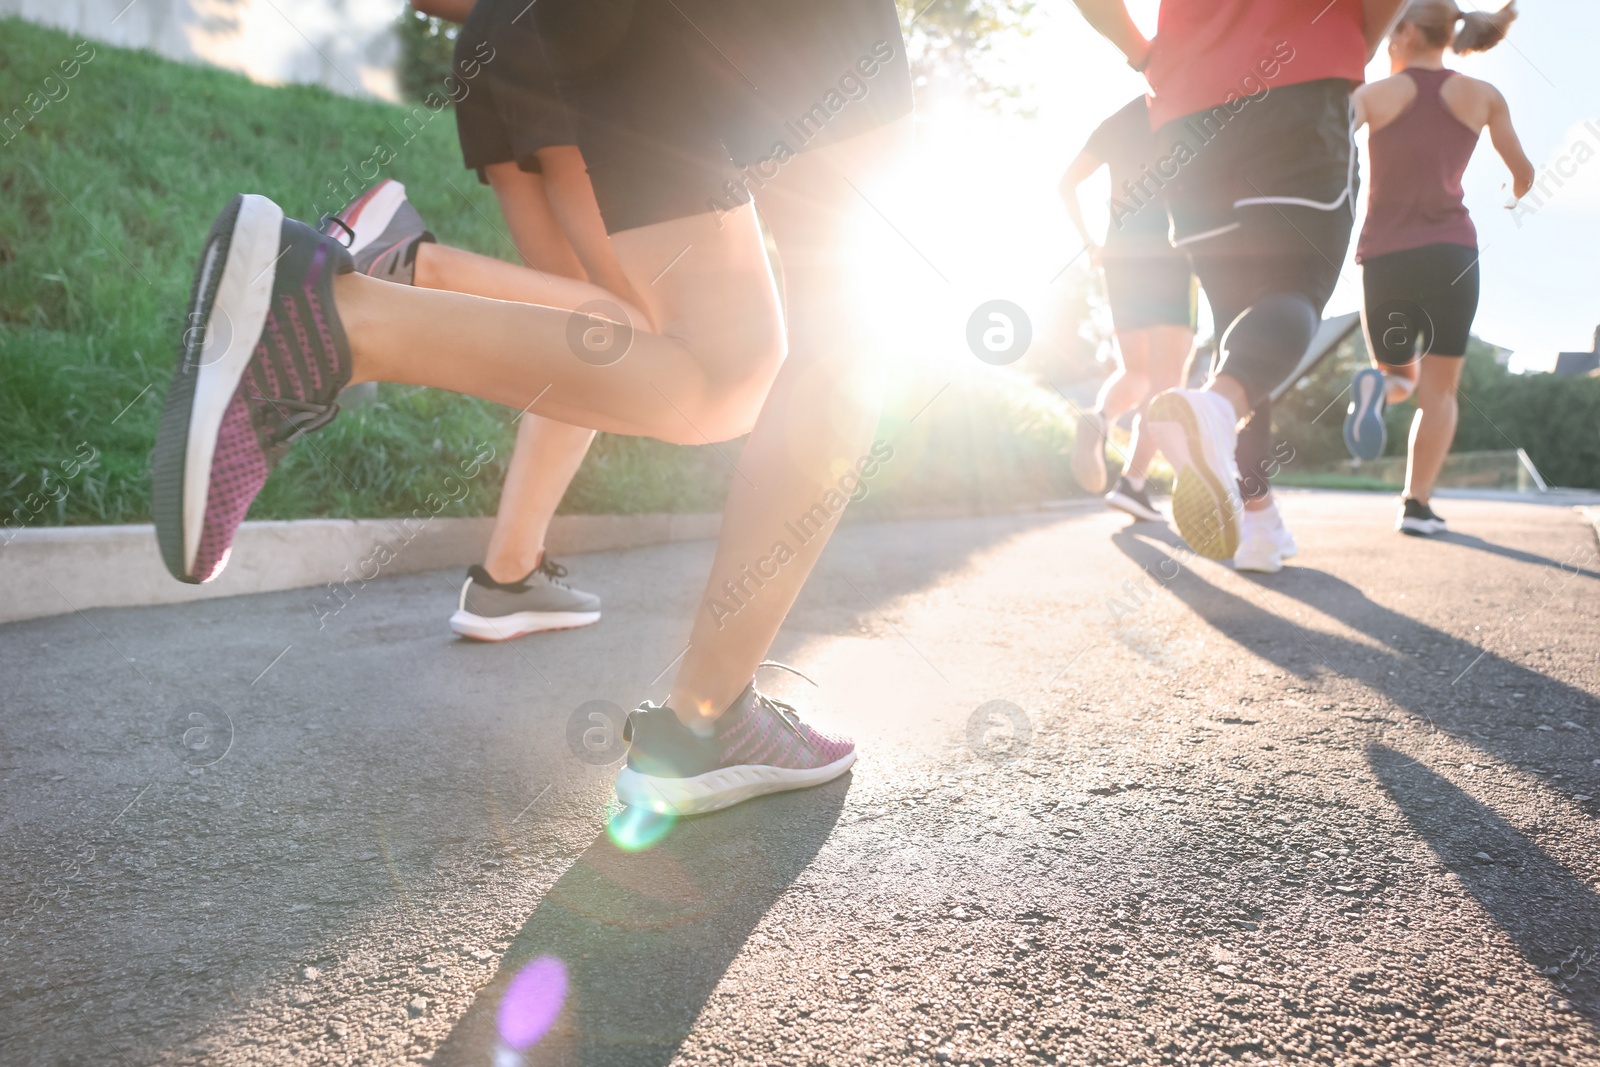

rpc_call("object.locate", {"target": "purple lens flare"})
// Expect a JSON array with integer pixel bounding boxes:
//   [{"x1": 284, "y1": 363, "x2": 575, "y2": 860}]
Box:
[{"x1": 496, "y1": 955, "x2": 569, "y2": 1052}]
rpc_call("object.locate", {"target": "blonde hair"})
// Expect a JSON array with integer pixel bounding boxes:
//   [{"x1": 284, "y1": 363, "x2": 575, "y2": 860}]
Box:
[{"x1": 1398, "y1": 0, "x2": 1518, "y2": 54}]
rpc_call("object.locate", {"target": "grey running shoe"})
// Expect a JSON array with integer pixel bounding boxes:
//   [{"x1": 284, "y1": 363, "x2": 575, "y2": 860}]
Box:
[
  {"x1": 616, "y1": 664, "x2": 855, "y2": 816},
  {"x1": 319, "y1": 179, "x2": 433, "y2": 285},
  {"x1": 450, "y1": 559, "x2": 601, "y2": 641}
]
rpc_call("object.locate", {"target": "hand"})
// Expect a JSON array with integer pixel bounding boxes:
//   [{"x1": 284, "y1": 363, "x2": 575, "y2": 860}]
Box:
[
  {"x1": 1088, "y1": 244, "x2": 1104, "y2": 270},
  {"x1": 1512, "y1": 166, "x2": 1535, "y2": 201}
]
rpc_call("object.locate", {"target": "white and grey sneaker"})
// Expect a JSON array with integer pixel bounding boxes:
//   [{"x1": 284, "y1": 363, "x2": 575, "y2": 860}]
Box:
[
  {"x1": 1146, "y1": 388, "x2": 1244, "y2": 560},
  {"x1": 450, "y1": 559, "x2": 601, "y2": 641},
  {"x1": 319, "y1": 179, "x2": 433, "y2": 285},
  {"x1": 1234, "y1": 505, "x2": 1296, "y2": 573}
]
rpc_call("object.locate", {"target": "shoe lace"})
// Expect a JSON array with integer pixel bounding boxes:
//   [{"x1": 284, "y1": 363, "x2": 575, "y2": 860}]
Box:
[
  {"x1": 536, "y1": 555, "x2": 571, "y2": 589},
  {"x1": 752, "y1": 661, "x2": 819, "y2": 742},
  {"x1": 251, "y1": 394, "x2": 341, "y2": 445}
]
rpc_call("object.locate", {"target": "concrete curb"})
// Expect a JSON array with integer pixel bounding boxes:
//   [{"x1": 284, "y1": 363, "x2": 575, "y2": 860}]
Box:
[{"x1": 0, "y1": 513, "x2": 720, "y2": 626}]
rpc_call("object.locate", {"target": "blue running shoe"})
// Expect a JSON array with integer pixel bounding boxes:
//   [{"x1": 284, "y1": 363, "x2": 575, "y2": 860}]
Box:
[{"x1": 1343, "y1": 368, "x2": 1388, "y2": 462}]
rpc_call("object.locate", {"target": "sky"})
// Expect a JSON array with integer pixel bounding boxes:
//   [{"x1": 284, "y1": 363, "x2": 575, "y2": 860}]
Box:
[{"x1": 868, "y1": 0, "x2": 1600, "y2": 374}]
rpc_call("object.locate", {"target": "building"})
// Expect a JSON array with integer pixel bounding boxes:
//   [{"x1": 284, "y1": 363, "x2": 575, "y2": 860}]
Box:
[{"x1": 1554, "y1": 325, "x2": 1600, "y2": 378}]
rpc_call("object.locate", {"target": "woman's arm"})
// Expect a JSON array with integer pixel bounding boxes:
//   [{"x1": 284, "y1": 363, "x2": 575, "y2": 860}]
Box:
[
  {"x1": 1362, "y1": 0, "x2": 1407, "y2": 61},
  {"x1": 1058, "y1": 149, "x2": 1105, "y2": 258},
  {"x1": 1350, "y1": 84, "x2": 1372, "y2": 130},
  {"x1": 412, "y1": 0, "x2": 476, "y2": 24},
  {"x1": 1485, "y1": 85, "x2": 1536, "y2": 199},
  {"x1": 1070, "y1": 0, "x2": 1152, "y2": 70}
]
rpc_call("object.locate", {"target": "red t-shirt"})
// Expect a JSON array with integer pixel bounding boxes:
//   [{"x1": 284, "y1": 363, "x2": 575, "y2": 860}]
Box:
[{"x1": 1144, "y1": 0, "x2": 1368, "y2": 128}]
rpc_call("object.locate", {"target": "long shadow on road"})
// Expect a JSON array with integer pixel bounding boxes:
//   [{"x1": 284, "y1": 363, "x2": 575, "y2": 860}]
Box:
[
  {"x1": 432, "y1": 777, "x2": 849, "y2": 1067},
  {"x1": 1110, "y1": 527, "x2": 1600, "y2": 777},
  {"x1": 1368, "y1": 745, "x2": 1600, "y2": 1030}
]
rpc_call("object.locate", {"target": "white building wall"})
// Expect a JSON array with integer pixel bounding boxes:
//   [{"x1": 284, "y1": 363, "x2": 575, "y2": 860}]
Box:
[{"x1": 0, "y1": 0, "x2": 403, "y2": 101}]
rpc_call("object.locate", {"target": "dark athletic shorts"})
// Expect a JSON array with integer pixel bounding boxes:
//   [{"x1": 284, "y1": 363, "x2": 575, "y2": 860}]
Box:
[
  {"x1": 1361, "y1": 243, "x2": 1480, "y2": 363},
  {"x1": 531, "y1": 0, "x2": 914, "y2": 234},
  {"x1": 453, "y1": 0, "x2": 576, "y2": 183},
  {"x1": 1102, "y1": 250, "x2": 1196, "y2": 333},
  {"x1": 1154, "y1": 78, "x2": 1359, "y2": 319}
]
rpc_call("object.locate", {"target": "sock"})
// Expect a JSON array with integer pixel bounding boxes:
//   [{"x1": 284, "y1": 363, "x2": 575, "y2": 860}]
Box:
[{"x1": 1384, "y1": 373, "x2": 1416, "y2": 403}]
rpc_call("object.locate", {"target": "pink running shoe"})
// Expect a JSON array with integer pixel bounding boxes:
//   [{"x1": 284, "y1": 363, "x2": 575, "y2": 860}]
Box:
[
  {"x1": 616, "y1": 666, "x2": 856, "y2": 816},
  {"x1": 151, "y1": 194, "x2": 355, "y2": 583}
]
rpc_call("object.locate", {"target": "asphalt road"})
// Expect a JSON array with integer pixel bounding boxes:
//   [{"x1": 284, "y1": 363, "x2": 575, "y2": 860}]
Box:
[{"x1": 2, "y1": 491, "x2": 1598, "y2": 1067}]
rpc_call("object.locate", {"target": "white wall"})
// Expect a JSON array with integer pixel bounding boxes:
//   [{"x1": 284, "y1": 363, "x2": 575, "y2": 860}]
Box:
[{"x1": 1, "y1": 0, "x2": 402, "y2": 101}]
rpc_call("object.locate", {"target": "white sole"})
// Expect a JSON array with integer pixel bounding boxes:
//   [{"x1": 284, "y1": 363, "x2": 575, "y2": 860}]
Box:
[
  {"x1": 1147, "y1": 392, "x2": 1242, "y2": 560},
  {"x1": 181, "y1": 194, "x2": 284, "y2": 575},
  {"x1": 1398, "y1": 517, "x2": 1446, "y2": 536},
  {"x1": 449, "y1": 609, "x2": 601, "y2": 641},
  {"x1": 615, "y1": 751, "x2": 857, "y2": 816},
  {"x1": 340, "y1": 179, "x2": 407, "y2": 255}
]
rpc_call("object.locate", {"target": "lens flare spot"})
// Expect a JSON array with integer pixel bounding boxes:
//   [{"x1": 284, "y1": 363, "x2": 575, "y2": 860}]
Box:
[
  {"x1": 496, "y1": 956, "x2": 567, "y2": 1052},
  {"x1": 606, "y1": 803, "x2": 676, "y2": 851}
]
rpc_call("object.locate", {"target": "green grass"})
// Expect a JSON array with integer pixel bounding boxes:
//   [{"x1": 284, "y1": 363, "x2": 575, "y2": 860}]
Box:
[
  {"x1": 0, "y1": 17, "x2": 1083, "y2": 529},
  {"x1": 1274, "y1": 472, "x2": 1403, "y2": 493}
]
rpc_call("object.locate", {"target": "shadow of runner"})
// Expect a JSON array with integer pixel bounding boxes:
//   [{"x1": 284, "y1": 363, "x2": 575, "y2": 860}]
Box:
[
  {"x1": 1108, "y1": 528, "x2": 1600, "y2": 769},
  {"x1": 432, "y1": 777, "x2": 850, "y2": 1067},
  {"x1": 1367, "y1": 745, "x2": 1600, "y2": 1030},
  {"x1": 1432, "y1": 530, "x2": 1600, "y2": 581}
]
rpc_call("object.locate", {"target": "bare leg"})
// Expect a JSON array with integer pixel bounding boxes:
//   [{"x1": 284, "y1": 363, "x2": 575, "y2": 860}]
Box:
[
  {"x1": 337, "y1": 199, "x2": 784, "y2": 444},
  {"x1": 1403, "y1": 354, "x2": 1464, "y2": 504},
  {"x1": 664, "y1": 120, "x2": 910, "y2": 724},
  {"x1": 475, "y1": 161, "x2": 601, "y2": 583},
  {"x1": 1096, "y1": 330, "x2": 1152, "y2": 423},
  {"x1": 1123, "y1": 324, "x2": 1194, "y2": 483}
]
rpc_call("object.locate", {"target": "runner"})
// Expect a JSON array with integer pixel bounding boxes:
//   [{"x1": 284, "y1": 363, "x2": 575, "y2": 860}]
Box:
[
  {"x1": 151, "y1": 0, "x2": 913, "y2": 815},
  {"x1": 1072, "y1": 0, "x2": 1406, "y2": 568},
  {"x1": 321, "y1": 0, "x2": 647, "y2": 641},
  {"x1": 1341, "y1": 0, "x2": 1531, "y2": 535},
  {"x1": 1060, "y1": 95, "x2": 1196, "y2": 522}
]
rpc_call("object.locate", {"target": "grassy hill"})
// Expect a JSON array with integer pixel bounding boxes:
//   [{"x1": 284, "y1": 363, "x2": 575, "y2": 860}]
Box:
[{"x1": 0, "y1": 16, "x2": 1085, "y2": 529}]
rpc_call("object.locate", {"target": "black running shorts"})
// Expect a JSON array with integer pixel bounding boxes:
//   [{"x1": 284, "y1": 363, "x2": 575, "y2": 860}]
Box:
[
  {"x1": 453, "y1": 0, "x2": 576, "y2": 182},
  {"x1": 531, "y1": 0, "x2": 914, "y2": 233},
  {"x1": 1102, "y1": 252, "x2": 1196, "y2": 333},
  {"x1": 1154, "y1": 78, "x2": 1359, "y2": 317},
  {"x1": 1361, "y1": 242, "x2": 1480, "y2": 363}
]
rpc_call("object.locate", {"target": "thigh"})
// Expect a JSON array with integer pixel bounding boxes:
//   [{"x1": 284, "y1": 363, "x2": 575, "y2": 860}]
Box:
[{"x1": 484, "y1": 163, "x2": 585, "y2": 278}]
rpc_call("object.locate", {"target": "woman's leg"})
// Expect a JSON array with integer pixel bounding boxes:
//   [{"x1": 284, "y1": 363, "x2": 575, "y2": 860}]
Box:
[
  {"x1": 1403, "y1": 353, "x2": 1465, "y2": 504},
  {"x1": 1097, "y1": 330, "x2": 1151, "y2": 423},
  {"x1": 1123, "y1": 324, "x2": 1193, "y2": 483},
  {"x1": 474, "y1": 161, "x2": 601, "y2": 583},
  {"x1": 336, "y1": 197, "x2": 783, "y2": 444},
  {"x1": 662, "y1": 119, "x2": 910, "y2": 724}
]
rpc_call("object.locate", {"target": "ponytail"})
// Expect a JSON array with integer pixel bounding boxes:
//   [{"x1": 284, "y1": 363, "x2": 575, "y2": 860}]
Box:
[
  {"x1": 1452, "y1": 2, "x2": 1518, "y2": 54},
  {"x1": 1396, "y1": 0, "x2": 1518, "y2": 54}
]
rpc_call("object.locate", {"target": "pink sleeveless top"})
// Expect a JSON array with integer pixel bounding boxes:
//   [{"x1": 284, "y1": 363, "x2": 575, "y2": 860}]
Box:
[{"x1": 1357, "y1": 68, "x2": 1481, "y2": 262}]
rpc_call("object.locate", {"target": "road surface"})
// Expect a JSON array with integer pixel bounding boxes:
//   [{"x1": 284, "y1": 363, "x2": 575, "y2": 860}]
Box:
[{"x1": 2, "y1": 491, "x2": 1597, "y2": 1066}]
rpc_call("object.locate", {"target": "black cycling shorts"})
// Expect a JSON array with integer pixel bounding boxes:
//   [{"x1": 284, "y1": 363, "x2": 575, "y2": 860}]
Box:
[
  {"x1": 532, "y1": 0, "x2": 914, "y2": 233},
  {"x1": 1154, "y1": 78, "x2": 1359, "y2": 318},
  {"x1": 1361, "y1": 242, "x2": 1480, "y2": 363},
  {"x1": 1102, "y1": 252, "x2": 1196, "y2": 333},
  {"x1": 452, "y1": 0, "x2": 576, "y2": 183}
]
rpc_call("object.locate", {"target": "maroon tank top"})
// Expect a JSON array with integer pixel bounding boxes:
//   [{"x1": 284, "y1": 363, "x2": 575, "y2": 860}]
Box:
[{"x1": 1357, "y1": 68, "x2": 1480, "y2": 262}]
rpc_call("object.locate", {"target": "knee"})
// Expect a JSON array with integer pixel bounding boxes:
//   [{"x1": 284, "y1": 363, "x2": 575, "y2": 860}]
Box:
[{"x1": 1221, "y1": 292, "x2": 1317, "y2": 357}]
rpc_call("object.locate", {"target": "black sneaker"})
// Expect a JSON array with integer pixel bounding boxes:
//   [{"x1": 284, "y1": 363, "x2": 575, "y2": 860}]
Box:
[
  {"x1": 450, "y1": 559, "x2": 601, "y2": 641},
  {"x1": 1397, "y1": 497, "x2": 1448, "y2": 536},
  {"x1": 1104, "y1": 476, "x2": 1163, "y2": 522},
  {"x1": 616, "y1": 666, "x2": 856, "y2": 816}
]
